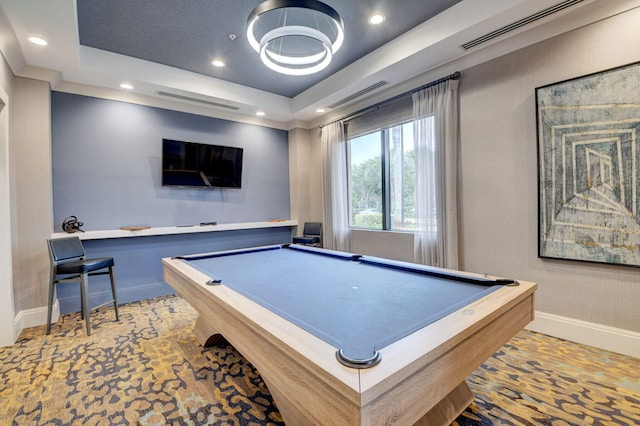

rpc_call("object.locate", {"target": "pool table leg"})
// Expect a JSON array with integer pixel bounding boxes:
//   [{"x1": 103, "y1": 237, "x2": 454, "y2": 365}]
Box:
[
  {"x1": 260, "y1": 375, "x2": 311, "y2": 425},
  {"x1": 193, "y1": 315, "x2": 224, "y2": 347},
  {"x1": 414, "y1": 381, "x2": 474, "y2": 426}
]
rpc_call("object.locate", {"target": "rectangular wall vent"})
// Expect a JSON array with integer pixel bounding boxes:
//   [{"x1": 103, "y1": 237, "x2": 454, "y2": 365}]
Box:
[
  {"x1": 158, "y1": 91, "x2": 240, "y2": 110},
  {"x1": 460, "y1": 0, "x2": 585, "y2": 50},
  {"x1": 328, "y1": 81, "x2": 388, "y2": 109}
]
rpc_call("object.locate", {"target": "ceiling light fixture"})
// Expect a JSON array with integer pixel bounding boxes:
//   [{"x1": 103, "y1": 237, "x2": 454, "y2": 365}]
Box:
[
  {"x1": 368, "y1": 13, "x2": 385, "y2": 25},
  {"x1": 28, "y1": 36, "x2": 48, "y2": 46},
  {"x1": 210, "y1": 34, "x2": 236, "y2": 69},
  {"x1": 256, "y1": 111, "x2": 266, "y2": 116},
  {"x1": 247, "y1": 0, "x2": 344, "y2": 76},
  {"x1": 120, "y1": 83, "x2": 133, "y2": 90}
]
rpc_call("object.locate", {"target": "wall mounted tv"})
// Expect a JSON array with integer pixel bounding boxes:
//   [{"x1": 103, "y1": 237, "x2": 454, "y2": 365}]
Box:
[{"x1": 162, "y1": 139, "x2": 243, "y2": 189}]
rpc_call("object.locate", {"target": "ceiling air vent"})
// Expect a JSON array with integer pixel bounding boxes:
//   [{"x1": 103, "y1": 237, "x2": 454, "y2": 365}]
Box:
[
  {"x1": 157, "y1": 91, "x2": 240, "y2": 110},
  {"x1": 460, "y1": 0, "x2": 585, "y2": 50},
  {"x1": 328, "y1": 81, "x2": 388, "y2": 109}
]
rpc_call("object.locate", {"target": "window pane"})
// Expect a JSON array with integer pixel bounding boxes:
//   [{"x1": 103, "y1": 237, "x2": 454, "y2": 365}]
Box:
[
  {"x1": 389, "y1": 122, "x2": 416, "y2": 231},
  {"x1": 349, "y1": 132, "x2": 383, "y2": 229}
]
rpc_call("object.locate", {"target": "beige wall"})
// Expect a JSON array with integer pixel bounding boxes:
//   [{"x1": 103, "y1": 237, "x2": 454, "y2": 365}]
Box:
[
  {"x1": 289, "y1": 126, "x2": 324, "y2": 235},
  {"x1": 1, "y1": 45, "x2": 53, "y2": 343},
  {"x1": 288, "y1": 128, "x2": 311, "y2": 233},
  {"x1": 350, "y1": 230, "x2": 415, "y2": 262},
  {"x1": 459, "y1": 8, "x2": 640, "y2": 333},
  {"x1": 0, "y1": 45, "x2": 16, "y2": 345},
  {"x1": 0, "y1": 52, "x2": 12, "y2": 93},
  {"x1": 10, "y1": 77, "x2": 52, "y2": 314},
  {"x1": 293, "y1": 8, "x2": 640, "y2": 334}
]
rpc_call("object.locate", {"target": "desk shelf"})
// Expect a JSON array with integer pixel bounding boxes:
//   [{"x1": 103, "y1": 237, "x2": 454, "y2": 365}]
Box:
[{"x1": 51, "y1": 220, "x2": 298, "y2": 240}]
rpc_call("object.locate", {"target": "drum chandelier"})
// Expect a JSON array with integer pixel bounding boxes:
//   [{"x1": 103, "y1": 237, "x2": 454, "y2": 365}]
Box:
[{"x1": 246, "y1": 0, "x2": 344, "y2": 76}]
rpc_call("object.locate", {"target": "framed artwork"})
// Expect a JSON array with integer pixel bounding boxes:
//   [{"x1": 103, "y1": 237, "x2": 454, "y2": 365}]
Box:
[{"x1": 537, "y1": 61, "x2": 640, "y2": 266}]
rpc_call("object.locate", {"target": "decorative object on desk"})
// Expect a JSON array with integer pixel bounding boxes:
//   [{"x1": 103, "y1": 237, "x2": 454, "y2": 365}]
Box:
[
  {"x1": 120, "y1": 226, "x2": 151, "y2": 231},
  {"x1": 537, "y1": 61, "x2": 640, "y2": 267},
  {"x1": 62, "y1": 216, "x2": 84, "y2": 233}
]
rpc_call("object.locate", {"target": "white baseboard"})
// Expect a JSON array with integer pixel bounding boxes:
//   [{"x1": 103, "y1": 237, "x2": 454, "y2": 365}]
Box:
[
  {"x1": 527, "y1": 311, "x2": 640, "y2": 359},
  {"x1": 12, "y1": 303, "x2": 639, "y2": 360},
  {"x1": 13, "y1": 282, "x2": 172, "y2": 337},
  {"x1": 13, "y1": 299, "x2": 59, "y2": 340}
]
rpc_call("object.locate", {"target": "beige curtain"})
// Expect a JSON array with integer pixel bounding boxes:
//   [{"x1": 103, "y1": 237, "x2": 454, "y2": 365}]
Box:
[
  {"x1": 412, "y1": 79, "x2": 459, "y2": 269},
  {"x1": 321, "y1": 121, "x2": 350, "y2": 252}
]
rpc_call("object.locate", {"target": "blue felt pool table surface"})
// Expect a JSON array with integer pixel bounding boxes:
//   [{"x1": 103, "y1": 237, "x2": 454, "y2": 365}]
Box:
[
  {"x1": 163, "y1": 243, "x2": 536, "y2": 425},
  {"x1": 178, "y1": 244, "x2": 507, "y2": 366}
]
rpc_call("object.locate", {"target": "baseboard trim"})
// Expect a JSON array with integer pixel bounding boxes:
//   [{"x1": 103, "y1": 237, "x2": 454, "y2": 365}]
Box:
[
  {"x1": 13, "y1": 283, "x2": 174, "y2": 335},
  {"x1": 57, "y1": 281, "x2": 174, "y2": 315},
  {"x1": 527, "y1": 311, "x2": 640, "y2": 359},
  {"x1": 14, "y1": 300, "x2": 59, "y2": 338},
  {"x1": 14, "y1": 303, "x2": 639, "y2": 359}
]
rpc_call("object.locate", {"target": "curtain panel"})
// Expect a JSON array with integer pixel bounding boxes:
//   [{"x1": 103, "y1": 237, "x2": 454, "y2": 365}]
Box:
[
  {"x1": 321, "y1": 121, "x2": 351, "y2": 252},
  {"x1": 412, "y1": 79, "x2": 460, "y2": 269}
]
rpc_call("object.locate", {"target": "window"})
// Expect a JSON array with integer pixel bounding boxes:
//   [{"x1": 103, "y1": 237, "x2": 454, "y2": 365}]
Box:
[
  {"x1": 349, "y1": 131, "x2": 383, "y2": 229},
  {"x1": 348, "y1": 118, "x2": 434, "y2": 232}
]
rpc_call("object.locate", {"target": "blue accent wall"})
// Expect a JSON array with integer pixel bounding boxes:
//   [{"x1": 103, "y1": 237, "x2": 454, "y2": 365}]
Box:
[
  {"x1": 51, "y1": 92, "x2": 290, "y2": 230},
  {"x1": 50, "y1": 93, "x2": 292, "y2": 313}
]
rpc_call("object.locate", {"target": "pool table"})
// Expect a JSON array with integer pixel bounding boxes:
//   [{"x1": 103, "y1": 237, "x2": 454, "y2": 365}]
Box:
[{"x1": 162, "y1": 244, "x2": 536, "y2": 425}]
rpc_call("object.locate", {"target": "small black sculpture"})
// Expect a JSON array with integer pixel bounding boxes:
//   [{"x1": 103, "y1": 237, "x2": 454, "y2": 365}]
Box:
[{"x1": 62, "y1": 216, "x2": 85, "y2": 233}]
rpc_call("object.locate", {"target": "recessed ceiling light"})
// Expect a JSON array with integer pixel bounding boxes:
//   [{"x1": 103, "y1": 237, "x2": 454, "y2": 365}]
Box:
[
  {"x1": 316, "y1": 108, "x2": 326, "y2": 113},
  {"x1": 368, "y1": 13, "x2": 385, "y2": 25},
  {"x1": 211, "y1": 59, "x2": 225, "y2": 67},
  {"x1": 120, "y1": 83, "x2": 134, "y2": 90},
  {"x1": 28, "y1": 36, "x2": 48, "y2": 46},
  {"x1": 256, "y1": 111, "x2": 266, "y2": 116}
]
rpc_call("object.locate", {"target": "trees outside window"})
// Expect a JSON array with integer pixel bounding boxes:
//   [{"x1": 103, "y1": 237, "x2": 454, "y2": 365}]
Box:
[{"x1": 348, "y1": 121, "x2": 427, "y2": 231}]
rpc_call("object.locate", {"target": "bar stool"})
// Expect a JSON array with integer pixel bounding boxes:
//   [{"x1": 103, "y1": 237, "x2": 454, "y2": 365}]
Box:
[
  {"x1": 46, "y1": 236, "x2": 120, "y2": 335},
  {"x1": 292, "y1": 222, "x2": 322, "y2": 247}
]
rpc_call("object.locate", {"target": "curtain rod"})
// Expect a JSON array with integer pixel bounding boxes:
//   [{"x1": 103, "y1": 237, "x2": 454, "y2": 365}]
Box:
[{"x1": 319, "y1": 71, "x2": 461, "y2": 129}]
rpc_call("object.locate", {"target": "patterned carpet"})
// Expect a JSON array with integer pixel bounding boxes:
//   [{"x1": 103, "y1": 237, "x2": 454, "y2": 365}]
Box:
[{"x1": 1, "y1": 295, "x2": 638, "y2": 425}]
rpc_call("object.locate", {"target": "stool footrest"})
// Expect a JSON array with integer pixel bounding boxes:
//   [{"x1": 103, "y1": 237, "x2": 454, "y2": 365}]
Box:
[{"x1": 91, "y1": 299, "x2": 118, "y2": 311}]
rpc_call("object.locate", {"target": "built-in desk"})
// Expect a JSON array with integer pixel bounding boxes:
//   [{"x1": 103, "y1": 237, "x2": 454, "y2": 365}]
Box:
[
  {"x1": 51, "y1": 220, "x2": 298, "y2": 315},
  {"x1": 51, "y1": 220, "x2": 298, "y2": 240}
]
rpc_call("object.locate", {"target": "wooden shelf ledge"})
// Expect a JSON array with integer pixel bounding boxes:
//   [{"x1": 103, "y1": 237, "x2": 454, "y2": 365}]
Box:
[{"x1": 51, "y1": 220, "x2": 297, "y2": 240}]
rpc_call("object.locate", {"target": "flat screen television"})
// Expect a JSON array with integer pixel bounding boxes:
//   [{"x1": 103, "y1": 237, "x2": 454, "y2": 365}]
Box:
[{"x1": 162, "y1": 139, "x2": 243, "y2": 188}]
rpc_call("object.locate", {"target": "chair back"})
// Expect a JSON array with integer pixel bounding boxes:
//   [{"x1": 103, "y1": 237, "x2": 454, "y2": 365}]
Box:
[
  {"x1": 49, "y1": 237, "x2": 86, "y2": 264},
  {"x1": 303, "y1": 222, "x2": 322, "y2": 237}
]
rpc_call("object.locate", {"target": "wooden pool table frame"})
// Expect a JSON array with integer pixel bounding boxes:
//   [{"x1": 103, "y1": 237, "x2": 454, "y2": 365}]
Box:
[{"x1": 162, "y1": 250, "x2": 536, "y2": 425}]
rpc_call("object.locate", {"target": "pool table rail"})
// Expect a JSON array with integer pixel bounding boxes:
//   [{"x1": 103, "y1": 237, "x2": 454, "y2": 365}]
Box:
[
  {"x1": 163, "y1": 256, "x2": 364, "y2": 424},
  {"x1": 162, "y1": 253, "x2": 536, "y2": 426},
  {"x1": 359, "y1": 282, "x2": 536, "y2": 425}
]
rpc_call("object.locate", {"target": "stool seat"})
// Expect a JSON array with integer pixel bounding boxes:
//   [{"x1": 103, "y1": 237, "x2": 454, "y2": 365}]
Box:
[
  {"x1": 57, "y1": 257, "x2": 115, "y2": 274},
  {"x1": 47, "y1": 236, "x2": 119, "y2": 336},
  {"x1": 292, "y1": 236, "x2": 320, "y2": 245}
]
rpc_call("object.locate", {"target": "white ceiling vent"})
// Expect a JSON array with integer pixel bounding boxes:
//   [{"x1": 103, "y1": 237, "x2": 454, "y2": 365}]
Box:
[
  {"x1": 328, "y1": 81, "x2": 388, "y2": 109},
  {"x1": 158, "y1": 91, "x2": 240, "y2": 110},
  {"x1": 460, "y1": 0, "x2": 585, "y2": 50}
]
